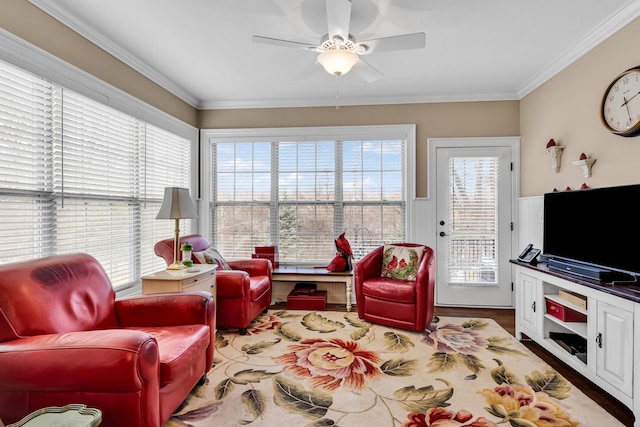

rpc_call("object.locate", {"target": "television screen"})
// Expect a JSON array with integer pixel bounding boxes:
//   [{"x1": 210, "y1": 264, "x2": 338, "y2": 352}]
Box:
[{"x1": 543, "y1": 184, "x2": 640, "y2": 278}]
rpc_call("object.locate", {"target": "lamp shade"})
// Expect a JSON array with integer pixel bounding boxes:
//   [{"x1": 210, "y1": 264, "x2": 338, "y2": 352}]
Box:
[
  {"x1": 156, "y1": 187, "x2": 199, "y2": 219},
  {"x1": 317, "y1": 49, "x2": 359, "y2": 76}
]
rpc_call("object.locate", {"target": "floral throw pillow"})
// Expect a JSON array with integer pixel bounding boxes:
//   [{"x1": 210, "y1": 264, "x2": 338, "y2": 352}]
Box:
[
  {"x1": 380, "y1": 244, "x2": 425, "y2": 281},
  {"x1": 193, "y1": 247, "x2": 231, "y2": 270}
]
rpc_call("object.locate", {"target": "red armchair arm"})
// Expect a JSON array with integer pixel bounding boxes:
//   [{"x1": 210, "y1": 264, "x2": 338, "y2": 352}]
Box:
[
  {"x1": 227, "y1": 258, "x2": 272, "y2": 278},
  {"x1": 115, "y1": 292, "x2": 216, "y2": 371},
  {"x1": 0, "y1": 329, "x2": 158, "y2": 392},
  {"x1": 354, "y1": 246, "x2": 384, "y2": 282},
  {"x1": 215, "y1": 270, "x2": 251, "y2": 298},
  {"x1": 354, "y1": 246, "x2": 384, "y2": 314}
]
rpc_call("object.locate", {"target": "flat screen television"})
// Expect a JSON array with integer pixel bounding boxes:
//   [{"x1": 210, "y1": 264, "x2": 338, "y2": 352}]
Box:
[{"x1": 543, "y1": 183, "x2": 640, "y2": 283}]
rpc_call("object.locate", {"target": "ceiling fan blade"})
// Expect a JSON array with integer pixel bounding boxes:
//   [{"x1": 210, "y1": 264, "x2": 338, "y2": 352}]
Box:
[
  {"x1": 357, "y1": 32, "x2": 426, "y2": 54},
  {"x1": 326, "y1": 0, "x2": 352, "y2": 41},
  {"x1": 252, "y1": 35, "x2": 318, "y2": 51},
  {"x1": 292, "y1": 60, "x2": 324, "y2": 81},
  {"x1": 352, "y1": 58, "x2": 383, "y2": 83}
]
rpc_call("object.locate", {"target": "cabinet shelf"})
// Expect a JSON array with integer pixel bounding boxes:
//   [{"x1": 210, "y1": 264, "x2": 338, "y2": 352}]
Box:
[
  {"x1": 543, "y1": 338, "x2": 587, "y2": 365},
  {"x1": 544, "y1": 293, "x2": 587, "y2": 315},
  {"x1": 544, "y1": 314, "x2": 587, "y2": 338}
]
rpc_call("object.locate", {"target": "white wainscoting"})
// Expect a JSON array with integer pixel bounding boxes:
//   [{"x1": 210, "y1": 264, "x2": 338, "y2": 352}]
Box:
[{"x1": 518, "y1": 196, "x2": 544, "y2": 250}]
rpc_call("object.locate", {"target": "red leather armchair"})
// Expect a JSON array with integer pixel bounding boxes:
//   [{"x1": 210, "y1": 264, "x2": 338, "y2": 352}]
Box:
[
  {"x1": 354, "y1": 244, "x2": 435, "y2": 332},
  {"x1": 0, "y1": 253, "x2": 215, "y2": 427},
  {"x1": 155, "y1": 234, "x2": 272, "y2": 334}
]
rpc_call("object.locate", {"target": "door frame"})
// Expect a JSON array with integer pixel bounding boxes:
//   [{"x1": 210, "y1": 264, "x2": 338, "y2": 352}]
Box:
[{"x1": 427, "y1": 137, "x2": 521, "y2": 308}]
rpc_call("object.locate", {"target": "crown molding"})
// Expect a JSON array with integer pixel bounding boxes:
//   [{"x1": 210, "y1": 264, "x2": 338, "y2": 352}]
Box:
[
  {"x1": 198, "y1": 91, "x2": 520, "y2": 110},
  {"x1": 518, "y1": 0, "x2": 640, "y2": 98},
  {"x1": 28, "y1": 0, "x2": 202, "y2": 108}
]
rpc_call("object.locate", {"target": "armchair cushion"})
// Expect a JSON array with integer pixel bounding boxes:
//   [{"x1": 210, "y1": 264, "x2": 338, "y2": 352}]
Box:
[
  {"x1": 193, "y1": 246, "x2": 231, "y2": 270},
  {"x1": 381, "y1": 244, "x2": 425, "y2": 281}
]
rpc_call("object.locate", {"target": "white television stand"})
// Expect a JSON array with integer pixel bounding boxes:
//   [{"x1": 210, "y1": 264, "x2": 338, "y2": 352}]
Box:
[{"x1": 512, "y1": 260, "x2": 639, "y2": 427}]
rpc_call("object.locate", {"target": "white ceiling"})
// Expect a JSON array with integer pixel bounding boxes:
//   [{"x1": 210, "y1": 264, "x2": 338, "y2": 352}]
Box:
[{"x1": 30, "y1": 0, "x2": 640, "y2": 109}]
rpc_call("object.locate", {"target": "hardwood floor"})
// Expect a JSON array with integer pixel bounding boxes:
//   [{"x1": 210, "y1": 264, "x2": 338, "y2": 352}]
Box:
[{"x1": 275, "y1": 303, "x2": 634, "y2": 427}]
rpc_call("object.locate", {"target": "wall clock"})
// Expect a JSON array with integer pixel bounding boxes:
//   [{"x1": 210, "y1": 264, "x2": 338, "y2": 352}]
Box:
[{"x1": 600, "y1": 66, "x2": 640, "y2": 137}]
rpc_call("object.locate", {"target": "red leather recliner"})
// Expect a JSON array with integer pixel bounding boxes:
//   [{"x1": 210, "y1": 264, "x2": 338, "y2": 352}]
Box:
[
  {"x1": 0, "y1": 253, "x2": 215, "y2": 427},
  {"x1": 155, "y1": 234, "x2": 272, "y2": 334},
  {"x1": 354, "y1": 244, "x2": 435, "y2": 332}
]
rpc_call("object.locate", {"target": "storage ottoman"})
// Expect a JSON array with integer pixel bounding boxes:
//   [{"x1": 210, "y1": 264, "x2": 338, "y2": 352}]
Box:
[{"x1": 287, "y1": 290, "x2": 327, "y2": 311}]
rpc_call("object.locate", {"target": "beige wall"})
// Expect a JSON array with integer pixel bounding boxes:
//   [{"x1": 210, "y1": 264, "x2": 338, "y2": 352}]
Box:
[
  {"x1": 520, "y1": 16, "x2": 640, "y2": 197},
  {"x1": 199, "y1": 101, "x2": 520, "y2": 197},
  {"x1": 0, "y1": 0, "x2": 198, "y2": 127}
]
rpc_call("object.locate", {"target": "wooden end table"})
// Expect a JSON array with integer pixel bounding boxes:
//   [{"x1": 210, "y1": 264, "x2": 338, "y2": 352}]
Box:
[{"x1": 272, "y1": 267, "x2": 353, "y2": 311}]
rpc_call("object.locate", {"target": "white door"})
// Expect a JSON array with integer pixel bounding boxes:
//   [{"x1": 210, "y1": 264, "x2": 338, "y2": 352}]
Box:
[
  {"x1": 595, "y1": 301, "x2": 633, "y2": 396},
  {"x1": 434, "y1": 141, "x2": 514, "y2": 307}
]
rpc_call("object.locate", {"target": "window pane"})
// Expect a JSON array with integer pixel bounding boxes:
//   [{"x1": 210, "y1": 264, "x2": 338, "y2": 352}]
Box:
[
  {"x1": 447, "y1": 157, "x2": 499, "y2": 284},
  {"x1": 215, "y1": 204, "x2": 271, "y2": 259},
  {"x1": 209, "y1": 134, "x2": 406, "y2": 265}
]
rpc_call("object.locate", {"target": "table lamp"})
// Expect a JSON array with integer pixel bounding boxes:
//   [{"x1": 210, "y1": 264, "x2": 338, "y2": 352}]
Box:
[{"x1": 156, "y1": 187, "x2": 199, "y2": 270}]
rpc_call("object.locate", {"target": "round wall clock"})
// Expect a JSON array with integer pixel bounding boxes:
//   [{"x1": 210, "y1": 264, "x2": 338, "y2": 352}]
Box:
[{"x1": 600, "y1": 66, "x2": 640, "y2": 137}]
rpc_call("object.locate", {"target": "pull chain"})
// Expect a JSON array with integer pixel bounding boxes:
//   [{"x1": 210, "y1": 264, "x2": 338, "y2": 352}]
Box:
[{"x1": 335, "y1": 75, "x2": 340, "y2": 110}]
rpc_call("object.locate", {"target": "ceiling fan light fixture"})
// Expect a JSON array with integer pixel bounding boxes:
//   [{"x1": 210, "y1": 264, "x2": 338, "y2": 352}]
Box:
[{"x1": 317, "y1": 48, "x2": 359, "y2": 76}]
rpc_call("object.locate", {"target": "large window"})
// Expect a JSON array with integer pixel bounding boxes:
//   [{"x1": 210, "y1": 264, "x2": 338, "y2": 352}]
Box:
[
  {"x1": 0, "y1": 59, "x2": 193, "y2": 290},
  {"x1": 204, "y1": 126, "x2": 414, "y2": 265}
]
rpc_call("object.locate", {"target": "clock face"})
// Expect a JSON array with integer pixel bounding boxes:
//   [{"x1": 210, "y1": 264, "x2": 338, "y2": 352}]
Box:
[{"x1": 601, "y1": 68, "x2": 640, "y2": 137}]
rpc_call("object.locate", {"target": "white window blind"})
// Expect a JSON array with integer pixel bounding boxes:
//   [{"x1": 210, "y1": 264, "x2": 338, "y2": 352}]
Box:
[
  {"x1": 0, "y1": 63, "x2": 56, "y2": 261},
  {"x1": 0, "y1": 59, "x2": 192, "y2": 290},
  {"x1": 447, "y1": 156, "x2": 499, "y2": 284},
  {"x1": 210, "y1": 136, "x2": 405, "y2": 265}
]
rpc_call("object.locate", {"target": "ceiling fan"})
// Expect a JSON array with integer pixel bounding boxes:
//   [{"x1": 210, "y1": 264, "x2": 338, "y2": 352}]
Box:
[{"x1": 252, "y1": 0, "x2": 426, "y2": 83}]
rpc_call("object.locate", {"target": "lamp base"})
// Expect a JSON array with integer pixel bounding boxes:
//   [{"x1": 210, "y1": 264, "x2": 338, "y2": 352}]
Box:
[{"x1": 166, "y1": 262, "x2": 185, "y2": 271}]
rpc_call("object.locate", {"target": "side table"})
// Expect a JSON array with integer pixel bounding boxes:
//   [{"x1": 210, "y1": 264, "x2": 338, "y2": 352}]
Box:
[
  {"x1": 142, "y1": 264, "x2": 217, "y2": 295},
  {"x1": 6, "y1": 404, "x2": 101, "y2": 426}
]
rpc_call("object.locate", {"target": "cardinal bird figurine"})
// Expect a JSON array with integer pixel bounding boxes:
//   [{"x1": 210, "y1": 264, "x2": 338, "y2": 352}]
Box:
[
  {"x1": 335, "y1": 232, "x2": 353, "y2": 258},
  {"x1": 327, "y1": 232, "x2": 353, "y2": 272}
]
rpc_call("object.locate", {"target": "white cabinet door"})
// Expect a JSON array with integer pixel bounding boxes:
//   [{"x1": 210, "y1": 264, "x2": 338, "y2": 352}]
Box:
[
  {"x1": 595, "y1": 301, "x2": 634, "y2": 397},
  {"x1": 516, "y1": 271, "x2": 540, "y2": 339}
]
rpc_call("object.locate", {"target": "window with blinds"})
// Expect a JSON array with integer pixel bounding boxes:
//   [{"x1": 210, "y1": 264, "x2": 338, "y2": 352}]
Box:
[
  {"x1": 0, "y1": 60, "x2": 191, "y2": 290},
  {"x1": 210, "y1": 137, "x2": 405, "y2": 264},
  {"x1": 447, "y1": 156, "x2": 499, "y2": 284}
]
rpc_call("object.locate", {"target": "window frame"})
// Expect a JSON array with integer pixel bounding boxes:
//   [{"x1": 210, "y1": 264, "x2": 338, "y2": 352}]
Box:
[{"x1": 200, "y1": 125, "x2": 417, "y2": 263}]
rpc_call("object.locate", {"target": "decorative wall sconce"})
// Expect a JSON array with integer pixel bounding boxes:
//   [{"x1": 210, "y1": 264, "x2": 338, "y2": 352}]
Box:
[
  {"x1": 544, "y1": 139, "x2": 564, "y2": 173},
  {"x1": 572, "y1": 152, "x2": 596, "y2": 178}
]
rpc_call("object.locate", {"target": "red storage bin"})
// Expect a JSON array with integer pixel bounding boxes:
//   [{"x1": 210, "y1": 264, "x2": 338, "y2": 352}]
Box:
[
  {"x1": 287, "y1": 290, "x2": 327, "y2": 311},
  {"x1": 252, "y1": 245, "x2": 279, "y2": 267},
  {"x1": 545, "y1": 298, "x2": 587, "y2": 322}
]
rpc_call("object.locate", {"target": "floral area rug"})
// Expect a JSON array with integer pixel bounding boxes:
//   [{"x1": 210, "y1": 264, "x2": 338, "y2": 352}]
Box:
[{"x1": 164, "y1": 310, "x2": 622, "y2": 427}]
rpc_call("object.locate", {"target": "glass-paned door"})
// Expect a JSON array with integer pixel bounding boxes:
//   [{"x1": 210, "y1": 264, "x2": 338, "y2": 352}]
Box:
[{"x1": 435, "y1": 145, "x2": 513, "y2": 306}]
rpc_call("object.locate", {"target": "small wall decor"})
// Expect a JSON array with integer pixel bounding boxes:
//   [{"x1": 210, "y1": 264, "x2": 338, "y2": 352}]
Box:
[
  {"x1": 572, "y1": 152, "x2": 596, "y2": 178},
  {"x1": 544, "y1": 139, "x2": 564, "y2": 173}
]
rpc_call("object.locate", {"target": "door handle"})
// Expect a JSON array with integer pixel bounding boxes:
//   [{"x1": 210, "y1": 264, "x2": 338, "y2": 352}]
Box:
[
  {"x1": 596, "y1": 332, "x2": 603, "y2": 348},
  {"x1": 439, "y1": 231, "x2": 447, "y2": 237}
]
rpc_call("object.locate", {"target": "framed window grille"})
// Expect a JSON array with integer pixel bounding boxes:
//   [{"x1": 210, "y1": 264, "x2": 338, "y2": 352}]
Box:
[{"x1": 204, "y1": 126, "x2": 414, "y2": 265}]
